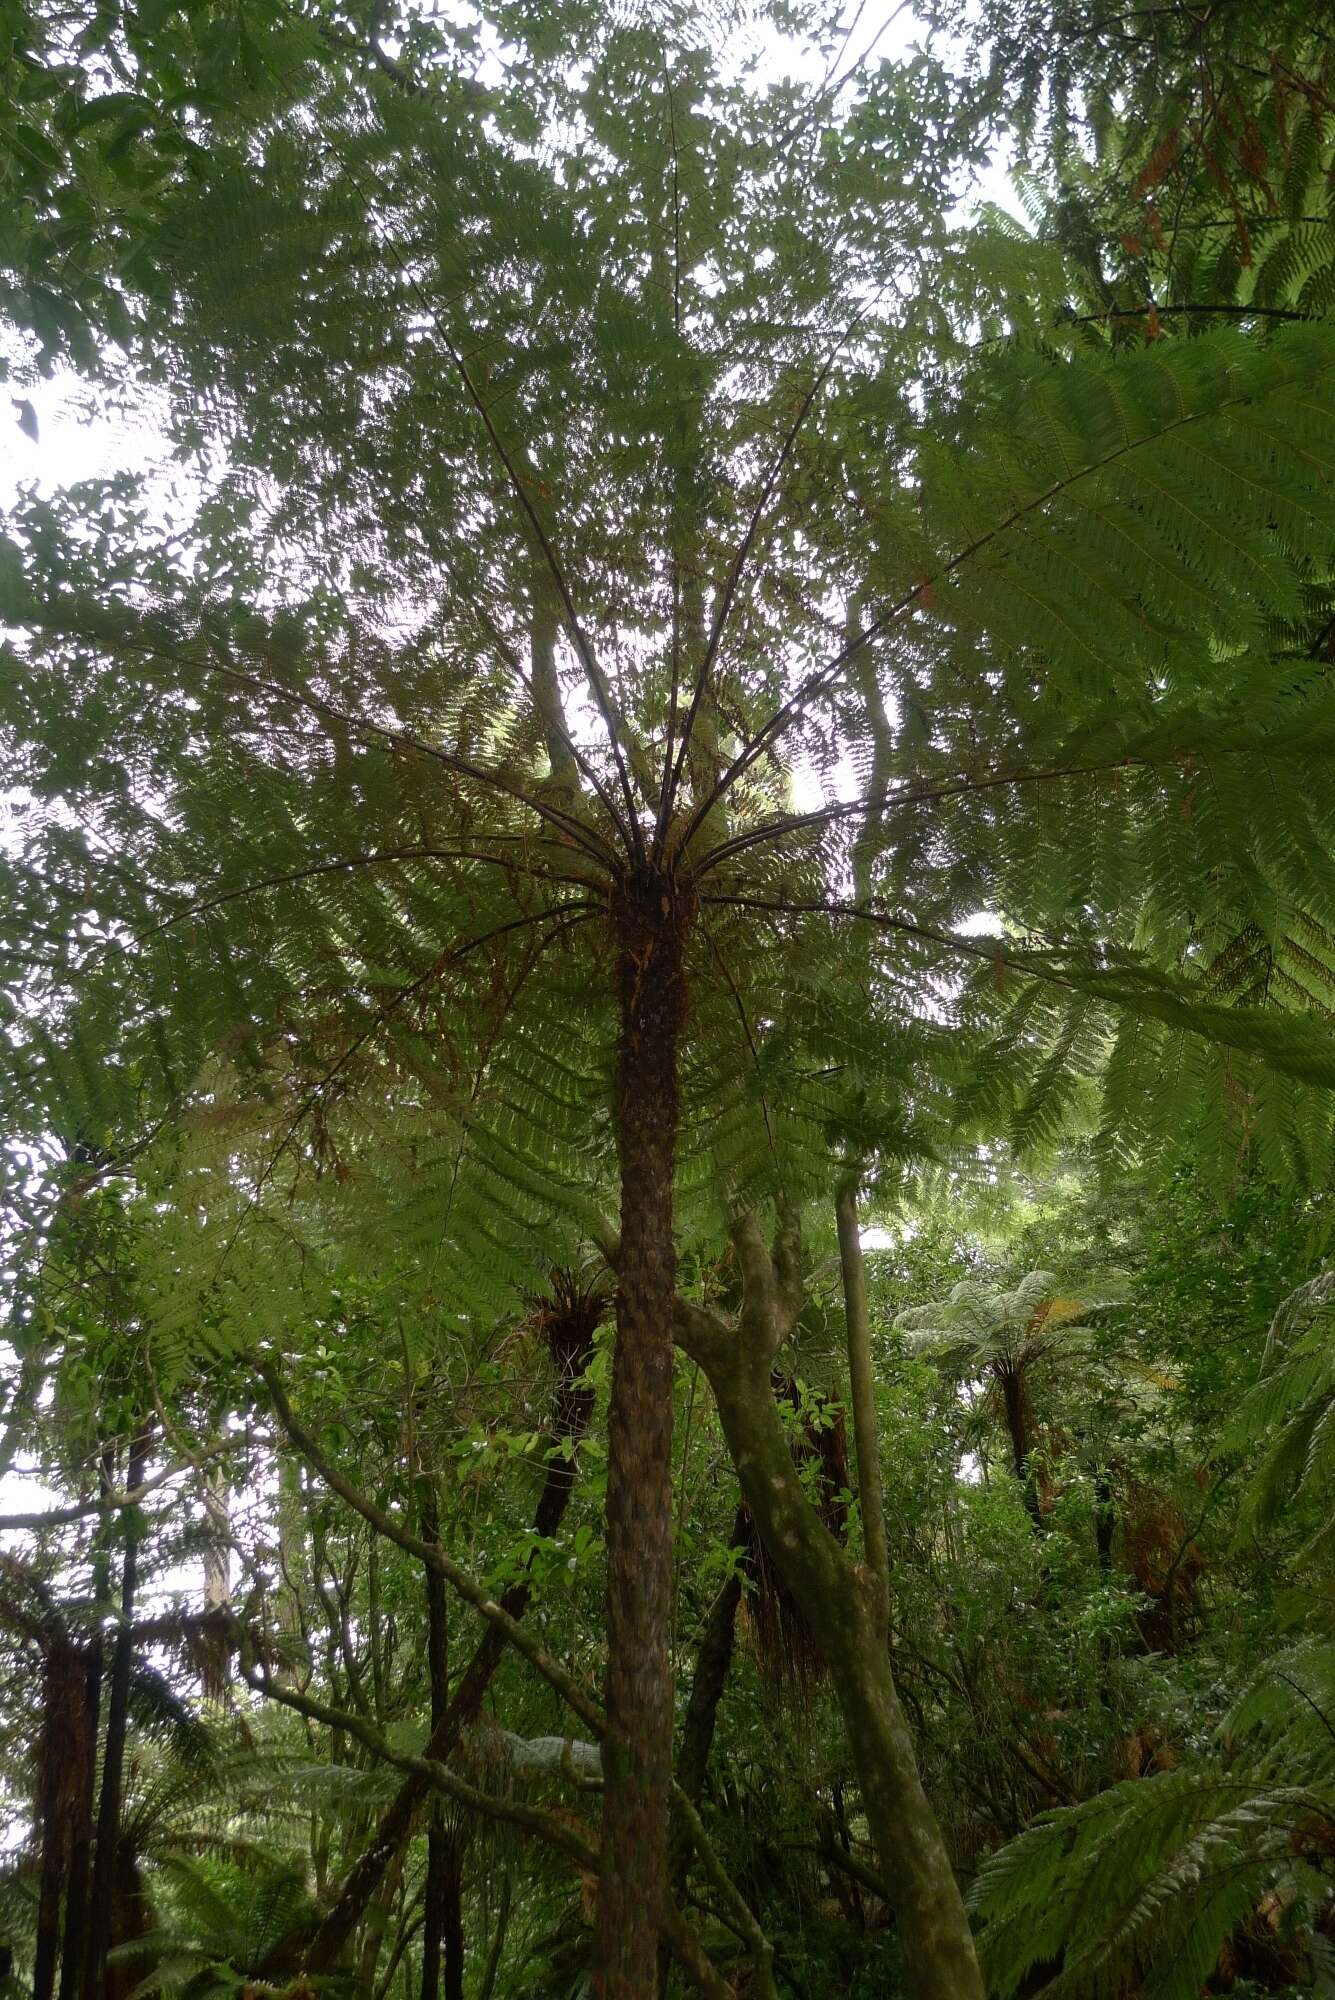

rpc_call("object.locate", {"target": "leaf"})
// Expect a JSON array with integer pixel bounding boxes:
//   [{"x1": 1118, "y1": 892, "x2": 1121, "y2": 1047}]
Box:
[{"x1": 72, "y1": 90, "x2": 154, "y2": 132}]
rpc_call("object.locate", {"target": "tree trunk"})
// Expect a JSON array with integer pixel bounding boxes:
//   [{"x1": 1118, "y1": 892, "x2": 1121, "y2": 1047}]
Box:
[
  {"x1": 34, "y1": 1637, "x2": 85, "y2": 2000},
  {"x1": 57, "y1": 1446, "x2": 115, "y2": 2000},
  {"x1": 83, "y1": 1428, "x2": 150, "y2": 2000},
  {"x1": 474, "y1": 1871, "x2": 512, "y2": 2000},
  {"x1": 674, "y1": 1504, "x2": 747, "y2": 1814},
  {"x1": 659, "y1": 1506, "x2": 747, "y2": 1998},
  {"x1": 1093, "y1": 1470, "x2": 1115, "y2": 1571},
  {"x1": 421, "y1": 1486, "x2": 451, "y2": 2000},
  {"x1": 706, "y1": 1353, "x2": 984, "y2": 2000},
  {"x1": 441, "y1": 1836, "x2": 465, "y2": 2000},
  {"x1": 357, "y1": 1841, "x2": 406, "y2": 1994},
  {"x1": 997, "y1": 1365, "x2": 1043, "y2": 1528},
  {"x1": 835, "y1": 1183, "x2": 889, "y2": 1616},
  {"x1": 598, "y1": 873, "x2": 688, "y2": 1999},
  {"x1": 105, "y1": 1848, "x2": 152, "y2": 2000},
  {"x1": 56, "y1": 1640, "x2": 102, "y2": 2000}
]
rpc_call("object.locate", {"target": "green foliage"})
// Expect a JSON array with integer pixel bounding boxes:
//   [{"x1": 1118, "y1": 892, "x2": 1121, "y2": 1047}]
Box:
[
  {"x1": 3, "y1": 0, "x2": 1335, "y2": 1995},
  {"x1": 972, "y1": 1644, "x2": 1335, "y2": 2000},
  {"x1": 1231, "y1": 1271, "x2": 1335, "y2": 1559},
  {"x1": 896, "y1": 1269, "x2": 1122, "y2": 1377}
]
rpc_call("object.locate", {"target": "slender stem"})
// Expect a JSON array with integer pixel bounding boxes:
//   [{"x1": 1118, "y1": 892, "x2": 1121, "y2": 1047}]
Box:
[
  {"x1": 474, "y1": 1871, "x2": 512, "y2": 2000},
  {"x1": 258, "y1": 1361, "x2": 605, "y2": 1736},
  {"x1": 281, "y1": 1306, "x2": 599, "y2": 1979},
  {"x1": 82, "y1": 1426, "x2": 152, "y2": 2000},
  {"x1": 420, "y1": 1484, "x2": 450, "y2": 2000}
]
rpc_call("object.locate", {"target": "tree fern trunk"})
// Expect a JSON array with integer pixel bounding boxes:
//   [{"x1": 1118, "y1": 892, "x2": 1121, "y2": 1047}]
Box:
[
  {"x1": 34, "y1": 1638, "x2": 82, "y2": 2000},
  {"x1": 997, "y1": 1366, "x2": 1042, "y2": 1528},
  {"x1": 57, "y1": 1448, "x2": 114, "y2": 2000},
  {"x1": 56, "y1": 1640, "x2": 101, "y2": 2000},
  {"x1": 1094, "y1": 1470, "x2": 1115, "y2": 1570},
  {"x1": 598, "y1": 875, "x2": 687, "y2": 1999}
]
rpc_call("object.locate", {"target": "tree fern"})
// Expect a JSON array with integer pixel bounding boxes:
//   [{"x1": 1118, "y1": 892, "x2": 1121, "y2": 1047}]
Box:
[
  {"x1": 973, "y1": 1643, "x2": 1335, "y2": 1998},
  {"x1": 4, "y1": 1, "x2": 1335, "y2": 1991},
  {"x1": 1228, "y1": 1271, "x2": 1335, "y2": 1557}
]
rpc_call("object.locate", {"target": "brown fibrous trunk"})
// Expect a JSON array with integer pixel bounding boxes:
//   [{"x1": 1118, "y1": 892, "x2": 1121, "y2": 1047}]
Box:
[{"x1": 597, "y1": 869, "x2": 689, "y2": 2000}]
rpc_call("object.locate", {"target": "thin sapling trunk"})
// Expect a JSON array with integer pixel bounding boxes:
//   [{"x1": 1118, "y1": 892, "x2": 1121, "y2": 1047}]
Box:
[{"x1": 82, "y1": 1428, "x2": 151, "y2": 2000}]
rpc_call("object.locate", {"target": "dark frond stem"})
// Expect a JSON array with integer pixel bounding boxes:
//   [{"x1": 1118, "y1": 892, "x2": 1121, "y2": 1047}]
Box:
[
  {"x1": 473, "y1": 581, "x2": 631, "y2": 830},
  {"x1": 1274, "y1": 1673, "x2": 1335, "y2": 1752},
  {"x1": 223, "y1": 903, "x2": 597, "y2": 1255},
  {"x1": 683, "y1": 403, "x2": 1225, "y2": 841},
  {"x1": 694, "y1": 759, "x2": 1149, "y2": 875},
  {"x1": 661, "y1": 311, "x2": 866, "y2": 842},
  {"x1": 699, "y1": 891, "x2": 1024, "y2": 975},
  {"x1": 1070, "y1": 303, "x2": 1323, "y2": 328},
  {"x1": 346, "y1": 182, "x2": 644, "y2": 856},
  {"x1": 19, "y1": 595, "x2": 620, "y2": 869},
  {"x1": 652, "y1": 57, "x2": 686, "y2": 863},
  {"x1": 182, "y1": 642, "x2": 620, "y2": 869},
  {"x1": 132, "y1": 845, "x2": 602, "y2": 948},
  {"x1": 699, "y1": 917, "x2": 779, "y2": 1173},
  {"x1": 656, "y1": 556, "x2": 685, "y2": 868}
]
